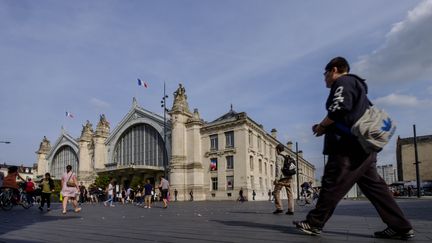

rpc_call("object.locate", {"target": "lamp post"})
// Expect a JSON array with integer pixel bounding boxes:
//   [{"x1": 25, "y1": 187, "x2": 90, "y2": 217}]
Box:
[
  {"x1": 160, "y1": 82, "x2": 169, "y2": 178},
  {"x1": 296, "y1": 142, "x2": 300, "y2": 200},
  {"x1": 413, "y1": 124, "x2": 421, "y2": 198}
]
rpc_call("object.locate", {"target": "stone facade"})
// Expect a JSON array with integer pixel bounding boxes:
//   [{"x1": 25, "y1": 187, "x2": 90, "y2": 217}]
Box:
[
  {"x1": 36, "y1": 84, "x2": 315, "y2": 200},
  {"x1": 396, "y1": 135, "x2": 432, "y2": 181}
]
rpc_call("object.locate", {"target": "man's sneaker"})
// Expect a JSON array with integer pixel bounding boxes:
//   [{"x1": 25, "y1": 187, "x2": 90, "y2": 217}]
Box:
[
  {"x1": 374, "y1": 227, "x2": 414, "y2": 240},
  {"x1": 273, "y1": 209, "x2": 283, "y2": 214},
  {"x1": 286, "y1": 211, "x2": 294, "y2": 215},
  {"x1": 293, "y1": 220, "x2": 321, "y2": 236}
]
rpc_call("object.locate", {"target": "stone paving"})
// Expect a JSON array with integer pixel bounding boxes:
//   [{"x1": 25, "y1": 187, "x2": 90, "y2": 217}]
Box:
[{"x1": 0, "y1": 198, "x2": 431, "y2": 242}]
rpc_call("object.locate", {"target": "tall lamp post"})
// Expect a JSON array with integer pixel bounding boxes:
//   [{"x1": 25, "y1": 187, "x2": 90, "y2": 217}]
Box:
[
  {"x1": 296, "y1": 142, "x2": 300, "y2": 200},
  {"x1": 160, "y1": 82, "x2": 169, "y2": 178},
  {"x1": 413, "y1": 124, "x2": 421, "y2": 198}
]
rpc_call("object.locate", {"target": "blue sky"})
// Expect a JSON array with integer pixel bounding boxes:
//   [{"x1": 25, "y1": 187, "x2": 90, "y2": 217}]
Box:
[{"x1": 1, "y1": 0, "x2": 431, "y2": 178}]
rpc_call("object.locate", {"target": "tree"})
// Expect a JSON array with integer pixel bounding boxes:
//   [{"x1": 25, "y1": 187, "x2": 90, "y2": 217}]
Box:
[{"x1": 94, "y1": 174, "x2": 111, "y2": 190}]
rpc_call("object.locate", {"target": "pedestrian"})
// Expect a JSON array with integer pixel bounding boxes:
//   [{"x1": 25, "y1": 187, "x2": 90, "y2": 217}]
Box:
[
  {"x1": 238, "y1": 187, "x2": 245, "y2": 202},
  {"x1": 158, "y1": 175, "x2": 169, "y2": 208},
  {"x1": 79, "y1": 181, "x2": 86, "y2": 205},
  {"x1": 293, "y1": 57, "x2": 414, "y2": 239},
  {"x1": 174, "y1": 188, "x2": 178, "y2": 201},
  {"x1": 144, "y1": 179, "x2": 153, "y2": 208},
  {"x1": 0, "y1": 171, "x2": 4, "y2": 188},
  {"x1": 189, "y1": 190, "x2": 194, "y2": 201},
  {"x1": 268, "y1": 189, "x2": 272, "y2": 201},
  {"x1": 135, "y1": 185, "x2": 143, "y2": 206},
  {"x1": 273, "y1": 144, "x2": 294, "y2": 215},
  {"x1": 38, "y1": 173, "x2": 55, "y2": 211},
  {"x1": 25, "y1": 177, "x2": 36, "y2": 205},
  {"x1": 60, "y1": 165, "x2": 81, "y2": 214},
  {"x1": 252, "y1": 190, "x2": 256, "y2": 200},
  {"x1": 104, "y1": 179, "x2": 116, "y2": 207}
]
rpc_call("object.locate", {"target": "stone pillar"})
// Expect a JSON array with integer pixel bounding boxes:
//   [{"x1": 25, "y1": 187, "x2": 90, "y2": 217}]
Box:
[
  {"x1": 271, "y1": 128, "x2": 277, "y2": 139},
  {"x1": 35, "y1": 136, "x2": 51, "y2": 176},
  {"x1": 94, "y1": 114, "x2": 110, "y2": 170},
  {"x1": 169, "y1": 84, "x2": 194, "y2": 201},
  {"x1": 185, "y1": 108, "x2": 205, "y2": 201},
  {"x1": 78, "y1": 120, "x2": 94, "y2": 183}
]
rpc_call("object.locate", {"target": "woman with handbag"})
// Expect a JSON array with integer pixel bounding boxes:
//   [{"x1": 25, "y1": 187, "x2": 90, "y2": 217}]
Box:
[{"x1": 61, "y1": 165, "x2": 81, "y2": 214}]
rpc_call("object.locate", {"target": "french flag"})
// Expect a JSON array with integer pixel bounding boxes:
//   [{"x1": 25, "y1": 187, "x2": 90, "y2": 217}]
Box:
[
  {"x1": 137, "y1": 78, "x2": 148, "y2": 88},
  {"x1": 66, "y1": 111, "x2": 74, "y2": 118}
]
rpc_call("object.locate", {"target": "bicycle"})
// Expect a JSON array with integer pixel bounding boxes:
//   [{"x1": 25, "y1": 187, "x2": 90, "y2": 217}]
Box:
[
  {"x1": 0, "y1": 186, "x2": 32, "y2": 211},
  {"x1": 296, "y1": 190, "x2": 319, "y2": 206}
]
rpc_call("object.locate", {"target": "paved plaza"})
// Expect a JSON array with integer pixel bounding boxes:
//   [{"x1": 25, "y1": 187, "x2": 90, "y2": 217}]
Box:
[{"x1": 1, "y1": 198, "x2": 431, "y2": 243}]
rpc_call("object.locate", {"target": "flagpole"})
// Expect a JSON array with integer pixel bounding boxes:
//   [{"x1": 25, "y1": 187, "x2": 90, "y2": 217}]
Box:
[{"x1": 161, "y1": 82, "x2": 169, "y2": 178}]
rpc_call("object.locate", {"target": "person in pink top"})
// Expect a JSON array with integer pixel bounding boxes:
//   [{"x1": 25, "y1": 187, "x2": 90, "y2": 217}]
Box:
[{"x1": 61, "y1": 165, "x2": 81, "y2": 214}]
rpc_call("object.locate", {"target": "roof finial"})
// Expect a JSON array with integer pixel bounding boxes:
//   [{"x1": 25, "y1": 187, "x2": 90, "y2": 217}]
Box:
[{"x1": 230, "y1": 104, "x2": 233, "y2": 111}]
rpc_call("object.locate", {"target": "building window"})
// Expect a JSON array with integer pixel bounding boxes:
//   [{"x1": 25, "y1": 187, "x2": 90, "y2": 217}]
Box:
[
  {"x1": 210, "y1": 134, "x2": 218, "y2": 151},
  {"x1": 270, "y1": 164, "x2": 274, "y2": 177},
  {"x1": 248, "y1": 130, "x2": 253, "y2": 147},
  {"x1": 210, "y1": 158, "x2": 218, "y2": 171},
  {"x1": 226, "y1": 156, "x2": 234, "y2": 170},
  {"x1": 211, "y1": 177, "x2": 218, "y2": 190},
  {"x1": 227, "y1": 176, "x2": 234, "y2": 190},
  {"x1": 259, "y1": 159, "x2": 262, "y2": 173},
  {"x1": 259, "y1": 177, "x2": 263, "y2": 189},
  {"x1": 250, "y1": 176, "x2": 254, "y2": 189},
  {"x1": 250, "y1": 156, "x2": 254, "y2": 170},
  {"x1": 225, "y1": 131, "x2": 234, "y2": 148},
  {"x1": 257, "y1": 136, "x2": 262, "y2": 152},
  {"x1": 264, "y1": 162, "x2": 267, "y2": 175}
]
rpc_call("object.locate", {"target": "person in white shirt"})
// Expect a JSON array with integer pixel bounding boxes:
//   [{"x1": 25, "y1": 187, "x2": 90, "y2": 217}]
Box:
[{"x1": 104, "y1": 180, "x2": 116, "y2": 207}]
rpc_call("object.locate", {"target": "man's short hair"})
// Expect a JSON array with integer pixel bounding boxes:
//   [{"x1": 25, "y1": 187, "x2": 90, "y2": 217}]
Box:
[
  {"x1": 276, "y1": 144, "x2": 284, "y2": 152},
  {"x1": 8, "y1": 166, "x2": 18, "y2": 173},
  {"x1": 325, "y1": 56, "x2": 350, "y2": 73}
]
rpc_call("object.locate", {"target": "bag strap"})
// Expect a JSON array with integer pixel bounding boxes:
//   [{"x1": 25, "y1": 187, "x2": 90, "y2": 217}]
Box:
[{"x1": 67, "y1": 172, "x2": 74, "y2": 183}]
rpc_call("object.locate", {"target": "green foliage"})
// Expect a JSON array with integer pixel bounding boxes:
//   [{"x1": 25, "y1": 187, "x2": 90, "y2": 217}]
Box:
[
  {"x1": 94, "y1": 174, "x2": 111, "y2": 190},
  {"x1": 130, "y1": 175, "x2": 143, "y2": 190}
]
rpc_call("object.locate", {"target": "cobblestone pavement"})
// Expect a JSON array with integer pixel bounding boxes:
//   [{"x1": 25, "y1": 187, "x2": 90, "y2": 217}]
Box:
[{"x1": 0, "y1": 198, "x2": 431, "y2": 242}]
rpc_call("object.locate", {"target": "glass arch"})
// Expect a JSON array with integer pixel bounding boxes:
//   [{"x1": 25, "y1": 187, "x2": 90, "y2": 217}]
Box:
[
  {"x1": 113, "y1": 123, "x2": 166, "y2": 167},
  {"x1": 51, "y1": 145, "x2": 79, "y2": 179}
]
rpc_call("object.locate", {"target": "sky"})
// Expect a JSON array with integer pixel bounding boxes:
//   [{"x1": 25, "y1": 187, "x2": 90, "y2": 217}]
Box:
[{"x1": 1, "y1": 0, "x2": 431, "y2": 178}]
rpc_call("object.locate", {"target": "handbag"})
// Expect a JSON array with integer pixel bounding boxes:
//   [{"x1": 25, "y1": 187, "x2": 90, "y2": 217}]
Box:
[
  {"x1": 66, "y1": 173, "x2": 76, "y2": 187},
  {"x1": 351, "y1": 106, "x2": 396, "y2": 153}
]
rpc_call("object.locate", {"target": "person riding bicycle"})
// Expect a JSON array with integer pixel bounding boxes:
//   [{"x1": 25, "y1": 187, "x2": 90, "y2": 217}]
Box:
[
  {"x1": 1, "y1": 166, "x2": 26, "y2": 203},
  {"x1": 301, "y1": 181, "x2": 314, "y2": 198}
]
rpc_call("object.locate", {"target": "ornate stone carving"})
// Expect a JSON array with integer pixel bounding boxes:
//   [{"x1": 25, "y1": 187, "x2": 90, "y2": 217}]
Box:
[
  {"x1": 80, "y1": 120, "x2": 94, "y2": 142},
  {"x1": 37, "y1": 136, "x2": 51, "y2": 154},
  {"x1": 172, "y1": 84, "x2": 191, "y2": 114},
  {"x1": 96, "y1": 114, "x2": 110, "y2": 138}
]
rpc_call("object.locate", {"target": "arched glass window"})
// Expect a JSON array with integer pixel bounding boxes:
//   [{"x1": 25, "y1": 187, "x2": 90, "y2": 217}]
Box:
[
  {"x1": 51, "y1": 146, "x2": 78, "y2": 179},
  {"x1": 113, "y1": 123, "x2": 166, "y2": 167}
]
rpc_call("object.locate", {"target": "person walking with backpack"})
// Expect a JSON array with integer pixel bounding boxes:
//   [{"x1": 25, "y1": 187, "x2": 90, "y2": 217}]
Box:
[
  {"x1": 273, "y1": 144, "x2": 295, "y2": 215},
  {"x1": 293, "y1": 57, "x2": 413, "y2": 239}
]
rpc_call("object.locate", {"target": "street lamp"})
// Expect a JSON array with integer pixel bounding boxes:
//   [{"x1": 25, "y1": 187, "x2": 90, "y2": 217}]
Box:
[
  {"x1": 160, "y1": 82, "x2": 169, "y2": 178},
  {"x1": 0, "y1": 141, "x2": 11, "y2": 144}
]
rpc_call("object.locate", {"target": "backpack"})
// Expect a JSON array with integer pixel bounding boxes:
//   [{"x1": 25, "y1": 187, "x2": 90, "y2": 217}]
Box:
[
  {"x1": 281, "y1": 155, "x2": 296, "y2": 177},
  {"x1": 351, "y1": 106, "x2": 396, "y2": 153}
]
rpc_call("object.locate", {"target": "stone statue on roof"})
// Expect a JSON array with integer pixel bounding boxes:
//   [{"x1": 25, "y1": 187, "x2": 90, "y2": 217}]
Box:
[
  {"x1": 172, "y1": 83, "x2": 190, "y2": 113},
  {"x1": 37, "y1": 136, "x2": 51, "y2": 154}
]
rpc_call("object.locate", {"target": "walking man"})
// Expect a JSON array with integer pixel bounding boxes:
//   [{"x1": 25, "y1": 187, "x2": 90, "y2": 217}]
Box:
[
  {"x1": 273, "y1": 144, "x2": 294, "y2": 215},
  {"x1": 293, "y1": 57, "x2": 414, "y2": 239},
  {"x1": 104, "y1": 180, "x2": 115, "y2": 207},
  {"x1": 158, "y1": 175, "x2": 169, "y2": 208},
  {"x1": 252, "y1": 190, "x2": 256, "y2": 200}
]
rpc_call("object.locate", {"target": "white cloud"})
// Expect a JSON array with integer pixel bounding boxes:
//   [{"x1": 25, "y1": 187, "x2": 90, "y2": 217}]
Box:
[
  {"x1": 90, "y1": 98, "x2": 110, "y2": 109},
  {"x1": 373, "y1": 93, "x2": 432, "y2": 107},
  {"x1": 353, "y1": 0, "x2": 432, "y2": 84}
]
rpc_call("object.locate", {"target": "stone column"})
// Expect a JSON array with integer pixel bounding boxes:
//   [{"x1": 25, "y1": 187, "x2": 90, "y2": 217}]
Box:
[
  {"x1": 94, "y1": 114, "x2": 110, "y2": 170},
  {"x1": 36, "y1": 136, "x2": 51, "y2": 176},
  {"x1": 78, "y1": 121, "x2": 94, "y2": 183}
]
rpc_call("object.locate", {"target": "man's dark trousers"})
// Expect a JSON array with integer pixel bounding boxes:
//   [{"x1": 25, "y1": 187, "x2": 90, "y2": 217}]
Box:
[{"x1": 307, "y1": 152, "x2": 412, "y2": 232}]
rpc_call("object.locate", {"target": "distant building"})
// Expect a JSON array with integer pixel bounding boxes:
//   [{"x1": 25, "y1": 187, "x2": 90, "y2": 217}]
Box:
[
  {"x1": 0, "y1": 163, "x2": 35, "y2": 181},
  {"x1": 37, "y1": 84, "x2": 316, "y2": 200},
  {"x1": 377, "y1": 164, "x2": 397, "y2": 185},
  {"x1": 396, "y1": 135, "x2": 432, "y2": 182}
]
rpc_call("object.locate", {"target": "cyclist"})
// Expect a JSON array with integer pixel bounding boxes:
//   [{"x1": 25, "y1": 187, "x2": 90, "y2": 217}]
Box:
[
  {"x1": 301, "y1": 181, "x2": 314, "y2": 198},
  {"x1": 1, "y1": 166, "x2": 26, "y2": 203}
]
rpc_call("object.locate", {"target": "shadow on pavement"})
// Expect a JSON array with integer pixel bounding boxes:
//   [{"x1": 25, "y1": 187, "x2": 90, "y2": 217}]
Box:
[{"x1": 211, "y1": 220, "x2": 303, "y2": 235}]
